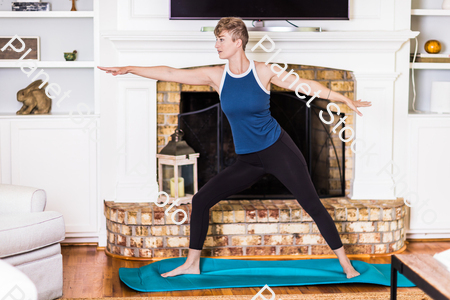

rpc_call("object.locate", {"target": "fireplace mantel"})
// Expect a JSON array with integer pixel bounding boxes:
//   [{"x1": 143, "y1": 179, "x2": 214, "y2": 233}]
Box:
[
  {"x1": 100, "y1": 29, "x2": 419, "y2": 202},
  {"x1": 102, "y1": 30, "x2": 416, "y2": 46},
  {"x1": 102, "y1": 30, "x2": 418, "y2": 66}
]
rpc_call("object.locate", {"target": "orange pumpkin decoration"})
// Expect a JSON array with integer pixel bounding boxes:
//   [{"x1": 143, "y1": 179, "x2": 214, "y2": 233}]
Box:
[{"x1": 424, "y1": 40, "x2": 441, "y2": 54}]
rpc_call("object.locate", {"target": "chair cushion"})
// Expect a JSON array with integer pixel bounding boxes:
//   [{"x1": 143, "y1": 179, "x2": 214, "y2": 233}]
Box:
[
  {"x1": 2, "y1": 243, "x2": 61, "y2": 267},
  {"x1": 0, "y1": 211, "x2": 65, "y2": 258}
]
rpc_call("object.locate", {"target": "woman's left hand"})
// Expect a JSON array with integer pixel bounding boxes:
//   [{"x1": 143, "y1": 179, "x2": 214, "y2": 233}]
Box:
[{"x1": 345, "y1": 99, "x2": 372, "y2": 117}]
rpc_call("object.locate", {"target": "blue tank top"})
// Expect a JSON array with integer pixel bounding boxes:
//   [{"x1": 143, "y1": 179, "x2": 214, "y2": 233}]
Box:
[{"x1": 219, "y1": 59, "x2": 281, "y2": 154}]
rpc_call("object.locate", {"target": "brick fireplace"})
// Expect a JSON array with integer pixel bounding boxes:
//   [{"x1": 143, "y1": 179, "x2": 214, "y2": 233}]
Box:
[
  {"x1": 101, "y1": 29, "x2": 415, "y2": 254},
  {"x1": 102, "y1": 64, "x2": 409, "y2": 260}
]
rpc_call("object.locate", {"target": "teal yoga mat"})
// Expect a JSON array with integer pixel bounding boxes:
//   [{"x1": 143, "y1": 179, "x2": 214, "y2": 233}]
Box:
[{"x1": 119, "y1": 258, "x2": 415, "y2": 292}]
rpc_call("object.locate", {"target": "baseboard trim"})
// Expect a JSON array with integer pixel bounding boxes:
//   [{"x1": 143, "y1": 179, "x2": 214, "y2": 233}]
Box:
[
  {"x1": 61, "y1": 242, "x2": 98, "y2": 247},
  {"x1": 100, "y1": 244, "x2": 407, "y2": 261},
  {"x1": 64, "y1": 239, "x2": 449, "y2": 259},
  {"x1": 406, "y1": 238, "x2": 450, "y2": 242}
]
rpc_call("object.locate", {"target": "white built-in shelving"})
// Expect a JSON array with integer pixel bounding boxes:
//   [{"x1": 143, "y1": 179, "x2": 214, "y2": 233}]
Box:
[
  {"x1": 0, "y1": 11, "x2": 94, "y2": 18},
  {"x1": 0, "y1": 2, "x2": 100, "y2": 241},
  {"x1": 409, "y1": 62, "x2": 450, "y2": 69},
  {"x1": 0, "y1": 61, "x2": 96, "y2": 68},
  {"x1": 0, "y1": 4, "x2": 99, "y2": 114},
  {"x1": 408, "y1": 7, "x2": 450, "y2": 113}
]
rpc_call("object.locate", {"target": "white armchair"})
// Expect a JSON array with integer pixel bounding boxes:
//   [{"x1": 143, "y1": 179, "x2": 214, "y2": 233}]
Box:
[{"x1": 0, "y1": 184, "x2": 65, "y2": 300}]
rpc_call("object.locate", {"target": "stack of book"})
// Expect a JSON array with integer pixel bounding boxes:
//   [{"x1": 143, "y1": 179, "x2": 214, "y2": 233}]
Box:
[{"x1": 410, "y1": 53, "x2": 450, "y2": 63}]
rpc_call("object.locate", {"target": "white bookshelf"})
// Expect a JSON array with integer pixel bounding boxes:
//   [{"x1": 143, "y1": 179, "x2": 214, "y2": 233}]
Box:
[
  {"x1": 411, "y1": 9, "x2": 450, "y2": 16},
  {"x1": 409, "y1": 7, "x2": 450, "y2": 114},
  {"x1": 0, "y1": 1, "x2": 101, "y2": 241},
  {"x1": 407, "y1": 6, "x2": 450, "y2": 239},
  {"x1": 409, "y1": 62, "x2": 450, "y2": 69},
  {"x1": 0, "y1": 3, "x2": 99, "y2": 115},
  {"x1": 0, "y1": 61, "x2": 96, "y2": 68},
  {"x1": 408, "y1": 112, "x2": 450, "y2": 116},
  {"x1": 0, "y1": 11, "x2": 94, "y2": 18},
  {"x1": 0, "y1": 113, "x2": 100, "y2": 118}
]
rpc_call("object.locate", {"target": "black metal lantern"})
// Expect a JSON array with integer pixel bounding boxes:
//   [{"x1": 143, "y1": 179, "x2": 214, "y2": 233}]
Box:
[{"x1": 156, "y1": 129, "x2": 199, "y2": 205}]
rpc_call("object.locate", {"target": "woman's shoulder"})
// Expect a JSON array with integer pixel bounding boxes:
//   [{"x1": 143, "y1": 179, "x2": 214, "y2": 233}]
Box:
[
  {"x1": 253, "y1": 60, "x2": 274, "y2": 74},
  {"x1": 253, "y1": 60, "x2": 276, "y2": 80},
  {"x1": 212, "y1": 64, "x2": 226, "y2": 73},
  {"x1": 201, "y1": 64, "x2": 225, "y2": 78}
]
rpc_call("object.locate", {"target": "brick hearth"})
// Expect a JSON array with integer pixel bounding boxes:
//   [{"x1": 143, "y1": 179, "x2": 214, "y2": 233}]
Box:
[{"x1": 104, "y1": 197, "x2": 406, "y2": 260}]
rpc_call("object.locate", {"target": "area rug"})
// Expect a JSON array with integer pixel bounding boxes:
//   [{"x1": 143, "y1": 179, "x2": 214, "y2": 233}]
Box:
[
  {"x1": 67, "y1": 290, "x2": 430, "y2": 300},
  {"x1": 118, "y1": 257, "x2": 416, "y2": 292}
]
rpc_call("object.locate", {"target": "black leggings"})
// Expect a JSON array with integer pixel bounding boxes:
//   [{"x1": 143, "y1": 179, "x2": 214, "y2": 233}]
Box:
[{"x1": 189, "y1": 128, "x2": 343, "y2": 251}]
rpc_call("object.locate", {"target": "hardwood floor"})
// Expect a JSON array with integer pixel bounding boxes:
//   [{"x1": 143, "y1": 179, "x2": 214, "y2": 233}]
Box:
[{"x1": 60, "y1": 240, "x2": 450, "y2": 298}]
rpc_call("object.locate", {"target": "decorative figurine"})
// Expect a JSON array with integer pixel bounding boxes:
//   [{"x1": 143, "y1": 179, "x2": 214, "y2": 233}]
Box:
[
  {"x1": 16, "y1": 80, "x2": 52, "y2": 115},
  {"x1": 64, "y1": 50, "x2": 77, "y2": 61},
  {"x1": 424, "y1": 40, "x2": 442, "y2": 54}
]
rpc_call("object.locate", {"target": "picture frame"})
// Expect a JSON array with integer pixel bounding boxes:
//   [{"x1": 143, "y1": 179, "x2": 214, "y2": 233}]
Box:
[
  {"x1": 11, "y1": 2, "x2": 50, "y2": 11},
  {"x1": 0, "y1": 36, "x2": 40, "y2": 60}
]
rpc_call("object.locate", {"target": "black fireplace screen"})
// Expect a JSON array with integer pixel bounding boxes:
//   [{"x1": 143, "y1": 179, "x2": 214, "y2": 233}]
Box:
[{"x1": 177, "y1": 91, "x2": 346, "y2": 199}]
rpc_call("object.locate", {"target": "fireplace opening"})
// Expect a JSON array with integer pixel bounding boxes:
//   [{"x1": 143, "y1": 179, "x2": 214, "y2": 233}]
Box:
[{"x1": 177, "y1": 91, "x2": 347, "y2": 199}]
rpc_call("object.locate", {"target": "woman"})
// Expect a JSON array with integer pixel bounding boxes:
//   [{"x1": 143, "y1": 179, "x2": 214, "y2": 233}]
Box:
[{"x1": 98, "y1": 17, "x2": 371, "y2": 279}]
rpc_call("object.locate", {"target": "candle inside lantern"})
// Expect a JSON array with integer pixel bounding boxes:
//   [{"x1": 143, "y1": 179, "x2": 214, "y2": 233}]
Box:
[{"x1": 170, "y1": 177, "x2": 185, "y2": 197}]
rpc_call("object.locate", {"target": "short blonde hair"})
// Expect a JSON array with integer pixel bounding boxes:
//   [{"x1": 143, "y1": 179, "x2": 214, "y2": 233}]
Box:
[{"x1": 214, "y1": 17, "x2": 249, "y2": 51}]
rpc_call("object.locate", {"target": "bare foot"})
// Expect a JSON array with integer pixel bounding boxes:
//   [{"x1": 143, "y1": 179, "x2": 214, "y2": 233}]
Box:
[
  {"x1": 339, "y1": 257, "x2": 360, "y2": 279},
  {"x1": 161, "y1": 261, "x2": 200, "y2": 277}
]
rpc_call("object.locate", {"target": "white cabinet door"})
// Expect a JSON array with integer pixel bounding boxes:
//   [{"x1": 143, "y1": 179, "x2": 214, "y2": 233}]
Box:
[
  {"x1": 9, "y1": 118, "x2": 98, "y2": 234},
  {"x1": 407, "y1": 116, "x2": 450, "y2": 237}
]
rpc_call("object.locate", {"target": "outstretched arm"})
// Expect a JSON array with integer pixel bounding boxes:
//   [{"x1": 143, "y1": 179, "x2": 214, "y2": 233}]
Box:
[
  {"x1": 97, "y1": 65, "x2": 214, "y2": 86},
  {"x1": 268, "y1": 64, "x2": 371, "y2": 116}
]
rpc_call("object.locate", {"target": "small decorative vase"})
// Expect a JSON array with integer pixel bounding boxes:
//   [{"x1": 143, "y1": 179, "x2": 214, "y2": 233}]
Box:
[
  {"x1": 443, "y1": 0, "x2": 450, "y2": 9},
  {"x1": 424, "y1": 40, "x2": 441, "y2": 54},
  {"x1": 64, "y1": 50, "x2": 77, "y2": 61}
]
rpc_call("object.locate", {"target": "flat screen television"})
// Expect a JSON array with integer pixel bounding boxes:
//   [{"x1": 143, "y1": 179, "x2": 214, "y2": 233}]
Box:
[{"x1": 170, "y1": 0, "x2": 349, "y2": 21}]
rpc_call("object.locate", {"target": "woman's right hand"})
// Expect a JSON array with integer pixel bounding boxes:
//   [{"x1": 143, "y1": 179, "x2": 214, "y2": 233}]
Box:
[{"x1": 97, "y1": 66, "x2": 129, "y2": 76}]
